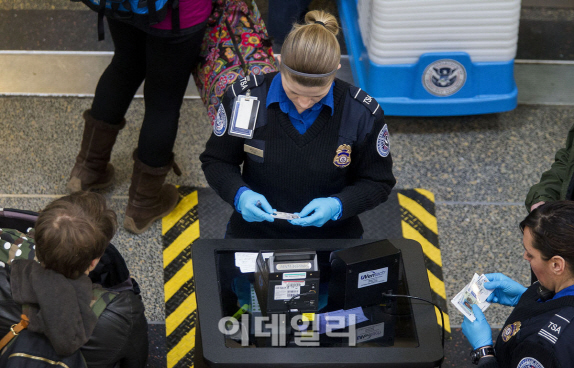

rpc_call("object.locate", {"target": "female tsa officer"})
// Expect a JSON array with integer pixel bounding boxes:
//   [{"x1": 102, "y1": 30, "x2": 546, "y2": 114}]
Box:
[
  {"x1": 200, "y1": 10, "x2": 395, "y2": 239},
  {"x1": 462, "y1": 201, "x2": 574, "y2": 367}
]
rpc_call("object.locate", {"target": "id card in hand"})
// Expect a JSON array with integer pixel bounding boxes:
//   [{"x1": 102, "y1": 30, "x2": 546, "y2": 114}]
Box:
[
  {"x1": 271, "y1": 212, "x2": 299, "y2": 220},
  {"x1": 229, "y1": 95, "x2": 260, "y2": 139},
  {"x1": 451, "y1": 273, "x2": 493, "y2": 322}
]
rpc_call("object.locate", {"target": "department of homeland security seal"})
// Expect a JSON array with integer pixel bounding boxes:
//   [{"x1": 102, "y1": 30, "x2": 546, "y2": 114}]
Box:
[
  {"x1": 213, "y1": 104, "x2": 227, "y2": 136},
  {"x1": 502, "y1": 321, "x2": 521, "y2": 342},
  {"x1": 333, "y1": 144, "x2": 352, "y2": 168},
  {"x1": 422, "y1": 59, "x2": 466, "y2": 97},
  {"x1": 517, "y1": 357, "x2": 544, "y2": 368},
  {"x1": 376, "y1": 124, "x2": 390, "y2": 157}
]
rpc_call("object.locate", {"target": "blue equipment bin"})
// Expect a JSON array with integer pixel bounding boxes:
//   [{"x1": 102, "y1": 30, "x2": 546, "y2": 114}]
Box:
[{"x1": 337, "y1": 0, "x2": 519, "y2": 116}]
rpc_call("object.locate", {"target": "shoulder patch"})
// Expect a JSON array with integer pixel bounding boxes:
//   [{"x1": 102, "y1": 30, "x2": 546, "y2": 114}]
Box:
[
  {"x1": 213, "y1": 104, "x2": 227, "y2": 136},
  {"x1": 376, "y1": 124, "x2": 390, "y2": 157},
  {"x1": 538, "y1": 312, "x2": 573, "y2": 345},
  {"x1": 227, "y1": 74, "x2": 266, "y2": 98},
  {"x1": 517, "y1": 357, "x2": 544, "y2": 368},
  {"x1": 349, "y1": 86, "x2": 382, "y2": 117}
]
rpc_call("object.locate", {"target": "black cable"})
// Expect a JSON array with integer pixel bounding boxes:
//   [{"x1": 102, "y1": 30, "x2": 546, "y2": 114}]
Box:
[
  {"x1": 383, "y1": 293, "x2": 445, "y2": 367},
  {"x1": 286, "y1": 291, "x2": 315, "y2": 307}
]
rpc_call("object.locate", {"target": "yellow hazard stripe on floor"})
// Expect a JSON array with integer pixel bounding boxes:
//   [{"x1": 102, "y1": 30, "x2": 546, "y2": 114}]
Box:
[
  {"x1": 163, "y1": 222, "x2": 199, "y2": 268},
  {"x1": 435, "y1": 306, "x2": 451, "y2": 330},
  {"x1": 398, "y1": 190, "x2": 451, "y2": 335},
  {"x1": 167, "y1": 327, "x2": 196, "y2": 367},
  {"x1": 162, "y1": 191, "x2": 198, "y2": 235},
  {"x1": 427, "y1": 269, "x2": 446, "y2": 300},
  {"x1": 415, "y1": 188, "x2": 435, "y2": 202},
  {"x1": 163, "y1": 187, "x2": 199, "y2": 368},
  {"x1": 164, "y1": 260, "x2": 194, "y2": 302},
  {"x1": 398, "y1": 193, "x2": 438, "y2": 235},
  {"x1": 402, "y1": 222, "x2": 442, "y2": 267},
  {"x1": 166, "y1": 292, "x2": 197, "y2": 336}
]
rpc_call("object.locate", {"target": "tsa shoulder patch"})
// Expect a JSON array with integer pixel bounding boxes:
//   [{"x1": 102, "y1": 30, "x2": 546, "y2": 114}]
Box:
[
  {"x1": 376, "y1": 124, "x2": 390, "y2": 157},
  {"x1": 349, "y1": 86, "x2": 382, "y2": 117},
  {"x1": 537, "y1": 312, "x2": 573, "y2": 345},
  {"x1": 213, "y1": 104, "x2": 227, "y2": 137},
  {"x1": 517, "y1": 357, "x2": 544, "y2": 368},
  {"x1": 228, "y1": 74, "x2": 265, "y2": 98}
]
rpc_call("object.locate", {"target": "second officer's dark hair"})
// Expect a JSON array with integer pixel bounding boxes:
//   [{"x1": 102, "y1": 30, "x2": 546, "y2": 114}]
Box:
[{"x1": 520, "y1": 200, "x2": 574, "y2": 272}]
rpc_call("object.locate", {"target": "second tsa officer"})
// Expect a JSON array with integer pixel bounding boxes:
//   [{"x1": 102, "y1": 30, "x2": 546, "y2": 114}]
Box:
[{"x1": 200, "y1": 10, "x2": 396, "y2": 239}]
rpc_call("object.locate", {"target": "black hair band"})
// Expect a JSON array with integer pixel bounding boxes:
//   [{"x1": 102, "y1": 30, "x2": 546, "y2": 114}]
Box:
[{"x1": 314, "y1": 21, "x2": 326, "y2": 27}]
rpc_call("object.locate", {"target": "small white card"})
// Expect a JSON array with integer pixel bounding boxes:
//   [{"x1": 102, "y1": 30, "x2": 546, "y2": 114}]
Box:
[
  {"x1": 235, "y1": 99, "x2": 254, "y2": 129},
  {"x1": 451, "y1": 273, "x2": 494, "y2": 322},
  {"x1": 272, "y1": 212, "x2": 299, "y2": 220},
  {"x1": 234, "y1": 252, "x2": 273, "y2": 273}
]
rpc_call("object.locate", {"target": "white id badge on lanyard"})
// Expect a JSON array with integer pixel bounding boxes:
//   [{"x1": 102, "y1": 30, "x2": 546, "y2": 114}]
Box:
[{"x1": 228, "y1": 93, "x2": 260, "y2": 139}]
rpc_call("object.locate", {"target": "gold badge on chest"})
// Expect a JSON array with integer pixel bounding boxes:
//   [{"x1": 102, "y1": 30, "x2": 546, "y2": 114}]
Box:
[
  {"x1": 502, "y1": 321, "x2": 521, "y2": 342},
  {"x1": 333, "y1": 144, "x2": 352, "y2": 168}
]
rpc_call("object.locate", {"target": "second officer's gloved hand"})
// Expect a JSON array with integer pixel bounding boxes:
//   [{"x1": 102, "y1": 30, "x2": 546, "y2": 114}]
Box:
[
  {"x1": 484, "y1": 273, "x2": 527, "y2": 307},
  {"x1": 236, "y1": 190, "x2": 274, "y2": 223},
  {"x1": 289, "y1": 198, "x2": 341, "y2": 227},
  {"x1": 462, "y1": 305, "x2": 493, "y2": 350}
]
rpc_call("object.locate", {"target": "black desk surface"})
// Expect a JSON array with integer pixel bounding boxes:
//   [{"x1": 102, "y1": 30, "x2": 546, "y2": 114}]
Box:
[{"x1": 193, "y1": 238, "x2": 444, "y2": 368}]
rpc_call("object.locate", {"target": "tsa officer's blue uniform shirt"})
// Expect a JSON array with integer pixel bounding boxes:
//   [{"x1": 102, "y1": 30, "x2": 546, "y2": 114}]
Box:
[
  {"x1": 266, "y1": 73, "x2": 335, "y2": 134},
  {"x1": 552, "y1": 284, "x2": 574, "y2": 299}
]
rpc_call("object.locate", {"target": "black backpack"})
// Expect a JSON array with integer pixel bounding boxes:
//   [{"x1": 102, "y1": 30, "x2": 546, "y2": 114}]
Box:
[
  {"x1": 1, "y1": 330, "x2": 88, "y2": 368},
  {"x1": 72, "y1": 0, "x2": 180, "y2": 40}
]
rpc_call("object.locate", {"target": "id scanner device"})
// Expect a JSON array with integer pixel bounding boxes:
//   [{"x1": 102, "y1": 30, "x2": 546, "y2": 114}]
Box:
[
  {"x1": 328, "y1": 240, "x2": 401, "y2": 310},
  {"x1": 255, "y1": 250, "x2": 319, "y2": 316}
]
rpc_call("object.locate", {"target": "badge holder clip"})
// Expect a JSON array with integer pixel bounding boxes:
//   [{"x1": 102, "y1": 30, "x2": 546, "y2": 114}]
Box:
[{"x1": 229, "y1": 89, "x2": 260, "y2": 139}]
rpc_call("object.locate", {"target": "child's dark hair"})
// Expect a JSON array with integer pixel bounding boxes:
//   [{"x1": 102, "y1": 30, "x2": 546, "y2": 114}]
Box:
[
  {"x1": 35, "y1": 191, "x2": 117, "y2": 279},
  {"x1": 520, "y1": 200, "x2": 574, "y2": 273}
]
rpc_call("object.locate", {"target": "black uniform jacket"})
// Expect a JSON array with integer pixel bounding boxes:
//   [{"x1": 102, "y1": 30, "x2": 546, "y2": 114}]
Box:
[
  {"x1": 479, "y1": 284, "x2": 574, "y2": 368},
  {"x1": 200, "y1": 72, "x2": 396, "y2": 239}
]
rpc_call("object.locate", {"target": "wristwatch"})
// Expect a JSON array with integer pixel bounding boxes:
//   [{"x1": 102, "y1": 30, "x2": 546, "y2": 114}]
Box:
[{"x1": 470, "y1": 346, "x2": 495, "y2": 365}]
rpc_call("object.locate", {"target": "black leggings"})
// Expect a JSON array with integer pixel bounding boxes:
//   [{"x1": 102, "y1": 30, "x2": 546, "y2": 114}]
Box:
[{"x1": 91, "y1": 18, "x2": 205, "y2": 167}]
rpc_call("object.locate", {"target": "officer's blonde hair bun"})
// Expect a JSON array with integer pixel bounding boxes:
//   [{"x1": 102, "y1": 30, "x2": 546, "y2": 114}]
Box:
[
  {"x1": 304, "y1": 10, "x2": 339, "y2": 36},
  {"x1": 281, "y1": 10, "x2": 341, "y2": 87}
]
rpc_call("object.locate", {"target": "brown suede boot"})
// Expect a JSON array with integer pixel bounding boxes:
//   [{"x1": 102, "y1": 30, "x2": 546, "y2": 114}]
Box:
[
  {"x1": 67, "y1": 110, "x2": 126, "y2": 192},
  {"x1": 124, "y1": 150, "x2": 182, "y2": 234}
]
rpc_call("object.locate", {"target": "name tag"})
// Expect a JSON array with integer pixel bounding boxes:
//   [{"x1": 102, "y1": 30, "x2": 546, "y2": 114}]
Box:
[{"x1": 244, "y1": 144, "x2": 264, "y2": 158}]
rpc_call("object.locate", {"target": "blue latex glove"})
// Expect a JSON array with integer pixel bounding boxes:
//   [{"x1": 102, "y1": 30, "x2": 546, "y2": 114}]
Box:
[
  {"x1": 236, "y1": 190, "x2": 274, "y2": 223},
  {"x1": 288, "y1": 198, "x2": 341, "y2": 227},
  {"x1": 484, "y1": 273, "x2": 527, "y2": 307},
  {"x1": 462, "y1": 304, "x2": 493, "y2": 350}
]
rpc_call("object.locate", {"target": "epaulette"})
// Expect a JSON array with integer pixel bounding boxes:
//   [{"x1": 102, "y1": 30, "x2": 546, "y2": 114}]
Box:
[
  {"x1": 349, "y1": 86, "x2": 383, "y2": 117},
  {"x1": 227, "y1": 74, "x2": 266, "y2": 98}
]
